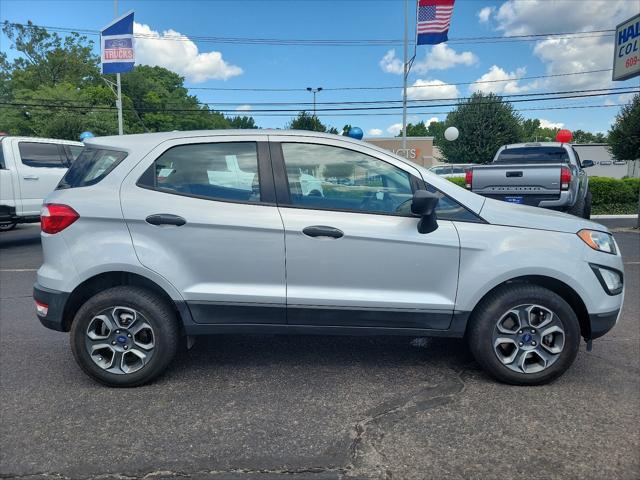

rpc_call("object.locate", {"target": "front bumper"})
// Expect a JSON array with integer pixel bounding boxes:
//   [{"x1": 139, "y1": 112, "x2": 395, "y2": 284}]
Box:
[
  {"x1": 589, "y1": 309, "x2": 621, "y2": 339},
  {"x1": 33, "y1": 282, "x2": 69, "y2": 332}
]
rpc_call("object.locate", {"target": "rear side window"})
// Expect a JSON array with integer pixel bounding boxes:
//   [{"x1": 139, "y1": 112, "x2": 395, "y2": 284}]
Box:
[
  {"x1": 57, "y1": 148, "x2": 127, "y2": 189},
  {"x1": 18, "y1": 142, "x2": 66, "y2": 168},
  {"x1": 138, "y1": 142, "x2": 261, "y2": 203},
  {"x1": 495, "y1": 147, "x2": 569, "y2": 164},
  {"x1": 0, "y1": 141, "x2": 5, "y2": 169}
]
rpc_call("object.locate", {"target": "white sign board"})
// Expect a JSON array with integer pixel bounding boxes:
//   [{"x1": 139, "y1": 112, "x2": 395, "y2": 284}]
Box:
[{"x1": 613, "y1": 13, "x2": 640, "y2": 81}]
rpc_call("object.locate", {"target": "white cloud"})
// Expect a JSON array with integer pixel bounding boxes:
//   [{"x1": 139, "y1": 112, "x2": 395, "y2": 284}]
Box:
[
  {"x1": 493, "y1": 0, "x2": 635, "y2": 36},
  {"x1": 469, "y1": 65, "x2": 533, "y2": 95},
  {"x1": 133, "y1": 22, "x2": 243, "y2": 83},
  {"x1": 406, "y1": 79, "x2": 459, "y2": 101},
  {"x1": 426, "y1": 116, "x2": 440, "y2": 125},
  {"x1": 387, "y1": 123, "x2": 403, "y2": 136},
  {"x1": 539, "y1": 119, "x2": 564, "y2": 129},
  {"x1": 413, "y1": 44, "x2": 478, "y2": 74},
  {"x1": 367, "y1": 128, "x2": 384, "y2": 136},
  {"x1": 379, "y1": 49, "x2": 404, "y2": 74},
  {"x1": 235, "y1": 104, "x2": 252, "y2": 111},
  {"x1": 490, "y1": 1, "x2": 638, "y2": 91},
  {"x1": 478, "y1": 6, "x2": 494, "y2": 23}
]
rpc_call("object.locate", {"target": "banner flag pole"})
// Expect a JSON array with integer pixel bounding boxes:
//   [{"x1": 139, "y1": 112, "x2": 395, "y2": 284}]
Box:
[{"x1": 402, "y1": 0, "x2": 408, "y2": 149}]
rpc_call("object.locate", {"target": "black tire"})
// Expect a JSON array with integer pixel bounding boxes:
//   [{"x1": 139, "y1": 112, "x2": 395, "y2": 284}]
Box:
[
  {"x1": 0, "y1": 222, "x2": 17, "y2": 231},
  {"x1": 582, "y1": 190, "x2": 592, "y2": 219},
  {"x1": 568, "y1": 191, "x2": 587, "y2": 218},
  {"x1": 466, "y1": 284, "x2": 580, "y2": 386},
  {"x1": 70, "y1": 286, "x2": 180, "y2": 387}
]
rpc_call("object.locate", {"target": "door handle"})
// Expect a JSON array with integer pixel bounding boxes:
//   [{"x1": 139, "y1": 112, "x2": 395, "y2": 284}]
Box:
[
  {"x1": 145, "y1": 214, "x2": 186, "y2": 227},
  {"x1": 23, "y1": 175, "x2": 39, "y2": 180},
  {"x1": 302, "y1": 225, "x2": 344, "y2": 239},
  {"x1": 506, "y1": 171, "x2": 523, "y2": 178}
]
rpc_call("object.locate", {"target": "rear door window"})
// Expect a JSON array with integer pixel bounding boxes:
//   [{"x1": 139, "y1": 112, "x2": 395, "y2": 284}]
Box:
[
  {"x1": 495, "y1": 147, "x2": 569, "y2": 164},
  {"x1": 18, "y1": 142, "x2": 66, "y2": 168},
  {"x1": 138, "y1": 142, "x2": 261, "y2": 203},
  {"x1": 57, "y1": 148, "x2": 128, "y2": 189}
]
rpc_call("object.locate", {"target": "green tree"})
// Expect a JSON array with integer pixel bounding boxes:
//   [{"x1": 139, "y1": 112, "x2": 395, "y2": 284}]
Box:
[
  {"x1": 341, "y1": 124, "x2": 352, "y2": 135},
  {"x1": 228, "y1": 116, "x2": 258, "y2": 129},
  {"x1": 2, "y1": 21, "x2": 100, "y2": 90},
  {"x1": 288, "y1": 111, "x2": 329, "y2": 132},
  {"x1": 439, "y1": 92, "x2": 522, "y2": 164},
  {"x1": 572, "y1": 129, "x2": 607, "y2": 143},
  {"x1": 608, "y1": 94, "x2": 640, "y2": 161}
]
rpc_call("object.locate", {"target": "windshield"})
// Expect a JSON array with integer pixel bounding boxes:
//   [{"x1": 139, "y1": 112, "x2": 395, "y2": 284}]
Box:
[{"x1": 495, "y1": 147, "x2": 569, "y2": 164}]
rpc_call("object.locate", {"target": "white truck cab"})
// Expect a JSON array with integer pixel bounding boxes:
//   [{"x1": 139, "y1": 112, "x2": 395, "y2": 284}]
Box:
[{"x1": 0, "y1": 136, "x2": 83, "y2": 230}]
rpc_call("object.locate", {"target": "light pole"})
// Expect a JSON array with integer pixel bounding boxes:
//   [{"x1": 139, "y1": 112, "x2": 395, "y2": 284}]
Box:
[{"x1": 306, "y1": 87, "x2": 323, "y2": 116}]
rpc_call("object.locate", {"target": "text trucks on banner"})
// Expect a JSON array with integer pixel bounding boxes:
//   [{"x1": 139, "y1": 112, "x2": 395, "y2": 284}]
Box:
[
  {"x1": 101, "y1": 11, "x2": 135, "y2": 74},
  {"x1": 417, "y1": 0, "x2": 455, "y2": 46}
]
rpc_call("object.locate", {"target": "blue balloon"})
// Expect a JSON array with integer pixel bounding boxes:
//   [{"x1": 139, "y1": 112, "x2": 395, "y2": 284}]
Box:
[
  {"x1": 79, "y1": 131, "x2": 94, "y2": 141},
  {"x1": 347, "y1": 127, "x2": 363, "y2": 140}
]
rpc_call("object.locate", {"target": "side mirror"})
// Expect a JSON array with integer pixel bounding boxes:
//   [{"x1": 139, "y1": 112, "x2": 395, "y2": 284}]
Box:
[
  {"x1": 411, "y1": 190, "x2": 439, "y2": 234},
  {"x1": 581, "y1": 160, "x2": 594, "y2": 168}
]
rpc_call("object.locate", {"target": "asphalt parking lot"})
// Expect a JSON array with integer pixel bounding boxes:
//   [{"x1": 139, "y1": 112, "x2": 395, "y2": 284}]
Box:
[{"x1": 1, "y1": 222, "x2": 639, "y2": 480}]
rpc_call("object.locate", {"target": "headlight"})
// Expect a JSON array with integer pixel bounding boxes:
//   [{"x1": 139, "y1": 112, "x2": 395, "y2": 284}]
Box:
[
  {"x1": 577, "y1": 229, "x2": 617, "y2": 255},
  {"x1": 590, "y1": 264, "x2": 623, "y2": 295}
]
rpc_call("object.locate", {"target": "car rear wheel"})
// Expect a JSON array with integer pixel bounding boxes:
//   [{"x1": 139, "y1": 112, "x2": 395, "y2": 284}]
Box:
[
  {"x1": 0, "y1": 221, "x2": 17, "y2": 231},
  {"x1": 467, "y1": 284, "x2": 580, "y2": 385},
  {"x1": 70, "y1": 286, "x2": 180, "y2": 387}
]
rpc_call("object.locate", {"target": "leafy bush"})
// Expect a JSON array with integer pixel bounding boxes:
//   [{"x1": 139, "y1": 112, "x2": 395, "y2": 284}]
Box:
[
  {"x1": 447, "y1": 177, "x2": 466, "y2": 187},
  {"x1": 588, "y1": 177, "x2": 639, "y2": 206}
]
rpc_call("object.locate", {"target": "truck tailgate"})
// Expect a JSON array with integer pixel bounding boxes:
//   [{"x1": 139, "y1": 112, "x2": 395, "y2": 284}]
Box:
[{"x1": 472, "y1": 163, "x2": 562, "y2": 192}]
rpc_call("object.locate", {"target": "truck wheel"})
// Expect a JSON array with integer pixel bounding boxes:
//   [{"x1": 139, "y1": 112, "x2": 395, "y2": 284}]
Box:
[
  {"x1": 0, "y1": 221, "x2": 17, "y2": 231},
  {"x1": 70, "y1": 286, "x2": 180, "y2": 387},
  {"x1": 466, "y1": 284, "x2": 580, "y2": 385},
  {"x1": 582, "y1": 190, "x2": 592, "y2": 219},
  {"x1": 568, "y1": 192, "x2": 586, "y2": 218}
]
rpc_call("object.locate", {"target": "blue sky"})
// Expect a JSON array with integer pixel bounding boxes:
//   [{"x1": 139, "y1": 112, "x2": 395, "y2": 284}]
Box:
[{"x1": 1, "y1": 0, "x2": 638, "y2": 136}]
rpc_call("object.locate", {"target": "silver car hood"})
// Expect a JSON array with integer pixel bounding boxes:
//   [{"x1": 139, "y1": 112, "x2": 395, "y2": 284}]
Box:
[{"x1": 479, "y1": 198, "x2": 609, "y2": 234}]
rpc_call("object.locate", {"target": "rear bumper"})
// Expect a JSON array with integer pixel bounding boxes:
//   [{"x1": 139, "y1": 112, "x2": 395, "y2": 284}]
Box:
[
  {"x1": 589, "y1": 309, "x2": 620, "y2": 339},
  {"x1": 33, "y1": 282, "x2": 69, "y2": 332}
]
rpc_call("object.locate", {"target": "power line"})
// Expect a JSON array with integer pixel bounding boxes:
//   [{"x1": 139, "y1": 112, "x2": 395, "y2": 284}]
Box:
[
  {"x1": 6, "y1": 22, "x2": 615, "y2": 47},
  {"x1": 0, "y1": 101, "x2": 628, "y2": 118},
  {"x1": 186, "y1": 68, "x2": 614, "y2": 92},
  {"x1": 21, "y1": 86, "x2": 637, "y2": 108},
  {"x1": 3, "y1": 89, "x2": 636, "y2": 114}
]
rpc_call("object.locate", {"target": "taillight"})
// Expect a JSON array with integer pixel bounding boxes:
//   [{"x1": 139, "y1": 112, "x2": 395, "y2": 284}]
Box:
[
  {"x1": 465, "y1": 169, "x2": 473, "y2": 189},
  {"x1": 41, "y1": 204, "x2": 79, "y2": 234},
  {"x1": 560, "y1": 166, "x2": 572, "y2": 191}
]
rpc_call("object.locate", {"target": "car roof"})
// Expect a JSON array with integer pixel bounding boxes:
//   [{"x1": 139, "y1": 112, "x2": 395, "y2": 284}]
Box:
[
  {"x1": 84, "y1": 129, "x2": 359, "y2": 148},
  {"x1": 0, "y1": 136, "x2": 83, "y2": 145}
]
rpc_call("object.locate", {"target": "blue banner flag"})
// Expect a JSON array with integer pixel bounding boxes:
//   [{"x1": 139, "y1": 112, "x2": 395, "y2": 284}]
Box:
[
  {"x1": 101, "y1": 11, "x2": 135, "y2": 74},
  {"x1": 417, "y1": 0, "x2": 455, "y2": 45}
]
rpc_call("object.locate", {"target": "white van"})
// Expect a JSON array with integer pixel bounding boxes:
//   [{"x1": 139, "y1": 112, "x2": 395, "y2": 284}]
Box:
[{"x1": 0, "y1": 136, "x2": 83, "y2": 230}]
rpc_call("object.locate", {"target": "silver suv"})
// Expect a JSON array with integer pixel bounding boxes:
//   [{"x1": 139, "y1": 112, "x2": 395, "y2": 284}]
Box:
[{"x1": 34, "y1": 130, "x2": 624, "y2": 387}]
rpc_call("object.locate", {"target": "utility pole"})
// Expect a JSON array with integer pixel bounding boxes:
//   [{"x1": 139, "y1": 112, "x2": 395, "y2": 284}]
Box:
[
  {"x1": 306, "y1": 87, "x2": 323, "y2": 116},
  {"x1": 402, "y1": 0, "x2": 408, "y2": 150},
  {"x1": 114, "y1": 0, "x2": 124, "y2": 135}
]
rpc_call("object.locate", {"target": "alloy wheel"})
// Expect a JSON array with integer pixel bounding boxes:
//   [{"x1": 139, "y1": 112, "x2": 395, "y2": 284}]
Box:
[
  {"x1": 492, "y1": 304, "x2": 565, "y2": 374},
  {"x1": 85, "y1": 306, "x2": 156, "y2": 374}
]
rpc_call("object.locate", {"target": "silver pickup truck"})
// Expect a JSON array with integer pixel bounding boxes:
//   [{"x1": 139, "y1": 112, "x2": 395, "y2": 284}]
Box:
[{"x1": 466, "y1": 142, "x2": 594, "y2": 218}]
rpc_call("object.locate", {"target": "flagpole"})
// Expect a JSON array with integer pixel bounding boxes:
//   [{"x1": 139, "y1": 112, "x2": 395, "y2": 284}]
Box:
[
  {"x1": 402, "y1": 0, "x2": 408, "y2": 149},
  {"x1": 115, "y1": 0, "x2": 124, "y2": 135}
]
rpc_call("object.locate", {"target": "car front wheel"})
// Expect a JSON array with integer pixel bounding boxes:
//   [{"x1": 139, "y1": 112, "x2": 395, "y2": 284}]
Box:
[
  {"x1": 70, "y1": 286, "x2": 180, "y2": 387},
  {"x1": 467, "y1": 284, "x2": 580, "y2": 385}
]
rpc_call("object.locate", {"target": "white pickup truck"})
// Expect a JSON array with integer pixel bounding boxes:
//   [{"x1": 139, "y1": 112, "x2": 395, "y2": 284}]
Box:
[{"x1": 0, "y1": 136, "x2": 83, "y2": 230}]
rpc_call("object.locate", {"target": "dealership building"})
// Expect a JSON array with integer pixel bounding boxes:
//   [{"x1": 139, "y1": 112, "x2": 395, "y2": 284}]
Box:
[{"x1": 365, "y1": 136, "x2": 439, "y2": 168}]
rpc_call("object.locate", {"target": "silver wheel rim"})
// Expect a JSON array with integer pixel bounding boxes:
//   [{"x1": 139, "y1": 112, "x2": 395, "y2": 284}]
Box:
[
  {"x1": 85, "y1": 306, "x2": 156, "y2": 375},
  {"x1": 492, "y1": 304, "x2": 565, "y2": 374}
]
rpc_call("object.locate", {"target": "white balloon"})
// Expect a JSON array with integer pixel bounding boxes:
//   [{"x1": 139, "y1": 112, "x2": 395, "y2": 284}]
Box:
[{"x1": 444, "y1": 126, "x2": 459, "y2": 141}]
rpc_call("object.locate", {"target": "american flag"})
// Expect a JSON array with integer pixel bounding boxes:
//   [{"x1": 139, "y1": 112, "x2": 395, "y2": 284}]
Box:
[{"x1": 417, "y1": 0, "x2": 455, "y2": 45}]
